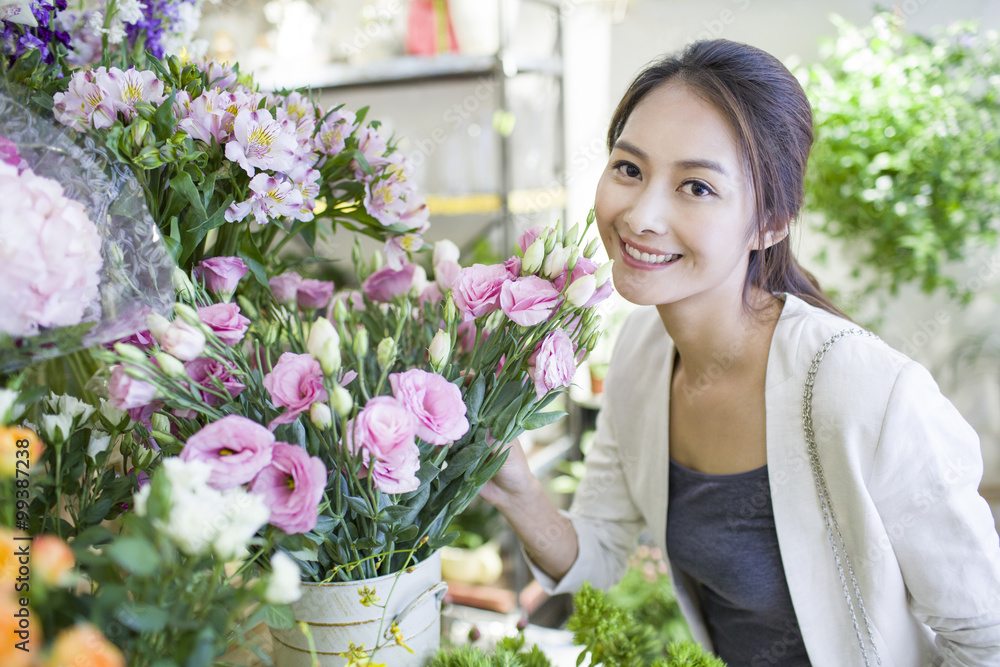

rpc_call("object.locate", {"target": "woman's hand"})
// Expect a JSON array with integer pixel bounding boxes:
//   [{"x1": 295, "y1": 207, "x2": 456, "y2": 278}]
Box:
[{"x1": 479, "y1": 438, "x2": 536, "y2": 510}]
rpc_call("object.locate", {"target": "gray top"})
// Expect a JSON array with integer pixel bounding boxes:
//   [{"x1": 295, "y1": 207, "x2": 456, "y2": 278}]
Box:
[{"x1": 666, "y1": 459, "x2": 812, "y2": 666}]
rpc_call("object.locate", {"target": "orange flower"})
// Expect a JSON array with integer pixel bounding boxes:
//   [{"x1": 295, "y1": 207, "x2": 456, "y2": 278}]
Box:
[
  {"x1": 46, "y1": 624, "x2": 125, "y2": 667},
  {"x1": 0, "y1": 594, "x2": 39, "y2": 667},
  {"x1": 0, "y1": 426, "x2": 44, "y2": 478},
  {"x1": 32, "y1": 535, "x2": 75, "y2": 587}
]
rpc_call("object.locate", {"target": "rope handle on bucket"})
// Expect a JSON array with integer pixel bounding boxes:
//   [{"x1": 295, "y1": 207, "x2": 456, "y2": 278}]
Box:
[{"x1": 383, "y1": 581, "x2": 449, "y2": 640}]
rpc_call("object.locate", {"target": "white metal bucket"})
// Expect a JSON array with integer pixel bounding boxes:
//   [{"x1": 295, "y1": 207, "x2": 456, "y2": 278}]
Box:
[{"x1": 269, "y1": 550, "x2": 447, "y2": 666}]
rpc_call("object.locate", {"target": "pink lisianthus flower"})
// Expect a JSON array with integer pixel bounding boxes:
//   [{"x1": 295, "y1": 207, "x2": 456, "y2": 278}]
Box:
[
  {"x1": 296, "y1": 278, "x2": 335, "y2": 311},
  {"x1": 527, "y1": 329, "x2": 577, "y2": 399},
  {"x1": 263, "y1": 353, "x2": 329, "y2": 429},
  {"x1": 224, "y1": 173, "x2": 304, "y2": 225},
  {"x1": 390, "y1": 369, "x2": 469, "y2": 446},
  {"x1": 250, "y1": 442, "x2": 327, "y2": 534},
  {"x1": 96, "y1": 67, "x2": 166, "y2": 121},
  {"x1": 455, "y1": 320, "x2": 480, "y2": 354},
  {"x1": 198, "y1": 303, "x2": 250, "y2": 346},
  {"x1": 185, "y1": 357, "x2": 246, "y2": 406},
  {"x1": 451, "y1": 264, "x2": 509, "y2": 322},
  {"x1": 269, "y1": 271, "x2": 302, "y2": 307},
  {"x1": 158, "y1": 318, "x2": 205, "y2": 361},
  {"x1": 225, "y1": 108, "x2": 297, "y2": 177},
  {"x1": 553, "y1": 256, "x2": 614, "y2": 308},
  {"x1": 52, "y1": 67, "x2": 116, "y2": 131},
  {"x1": 180, "y1": 415, "x2": 275, "y2": 489},
  {"x1": 0, "y1": 164, "x2": 103, "y2": 337},
  {"x1": 346, "y1": 396, "x2": 420, "y2": 494},
  {"x1": 503, "y1": 256, "x2": 522, "y2": 280},
  {"x1": 362, "y1": 263, "x2": 417, "y2": 303},
  {"x1": 500, "y1": 275, "x2": 563, "y2": 327},
  {"x1": 107, "y1": 364, "x2": 157, "y2": 410},
  {"x1": 517, "y1": 226, "x2": 544, "y2": 254},
  {"x1": 193, "y1": 256, "x2": 248, "y2": 300},
  {"x1": 314, "y1": 108, "x2": 357, "y2": 157},
  {"x1": 418, "y1": 282, "x2": 443, "y2": 307}
]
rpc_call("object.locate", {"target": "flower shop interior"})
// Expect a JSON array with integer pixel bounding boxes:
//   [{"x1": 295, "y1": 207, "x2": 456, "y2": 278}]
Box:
[{"x1": 3, "y1": 0, "x2": 1000, "y2": 666}]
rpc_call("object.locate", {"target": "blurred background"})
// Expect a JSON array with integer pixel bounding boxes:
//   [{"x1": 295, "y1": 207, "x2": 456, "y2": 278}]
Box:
[{"x1": 195, "y1": 0, "x2": 1000, "y2": 634}]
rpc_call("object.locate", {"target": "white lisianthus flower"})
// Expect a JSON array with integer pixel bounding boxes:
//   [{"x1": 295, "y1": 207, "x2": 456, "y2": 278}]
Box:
[
  {"x1": 87, "y1": 432, "x2": 112, "y2": 462},
  {"x1": 212, "y1": 489, "x2": 270, "y2": 561},
  {"x1": 44, "y1": 393, "x2": 95, "y2": 424},
  {"x1": 133, "y1": 485, "x2": 151, "y2": 517},
  {"x1": 41, "y1": 413, "x2": 74, "y2": 443},
  {"x1": 0, "y1": 388, "x2": 19, "y2": 424},
  {"x1": 98, "y1": 398, "x2": 127, "y2": 428},
  {"x1": 265, "y1": 552, "x2": 302, "y2": 604}
]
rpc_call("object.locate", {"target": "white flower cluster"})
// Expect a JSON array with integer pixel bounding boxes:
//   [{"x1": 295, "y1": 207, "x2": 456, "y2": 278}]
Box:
[{"x1": 134, "y1": 458, "x2": 270, "y2": 560}]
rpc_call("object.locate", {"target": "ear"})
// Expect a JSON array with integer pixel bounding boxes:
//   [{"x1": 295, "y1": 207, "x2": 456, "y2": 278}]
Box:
[{"x1": 752, "y1": 225, "x2": 789, "y2": 250}]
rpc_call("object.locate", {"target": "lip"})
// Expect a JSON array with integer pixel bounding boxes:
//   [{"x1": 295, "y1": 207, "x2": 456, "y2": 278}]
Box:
[{"x1": 618, "y1": 238, "x2": 682, "y2": 270}]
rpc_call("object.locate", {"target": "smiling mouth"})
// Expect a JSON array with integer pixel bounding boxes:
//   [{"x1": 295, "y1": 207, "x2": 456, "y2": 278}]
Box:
[{"x1": 623, "y1": 241, "x2": 681, "y2": 265}]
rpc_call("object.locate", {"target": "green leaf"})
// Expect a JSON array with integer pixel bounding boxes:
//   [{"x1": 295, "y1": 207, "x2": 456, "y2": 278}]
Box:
[
  {"x1": 261, "y1": 603, "x2": 296, "y2": 630},
  {"x1": 81, "y1": 497, "x2": 115, "y2": 525},
  {"x1": 190, "y1": 197, "x2": 233, "y2": 233},
  {"x1": 168, "y1": 171, "x2": 208, "y2": 219},
  {"x1": 106, "y1": 536, "x2": 162, "y2": 576},
  {"x1": 521, "y1": 410, "x2": 567, "y2": 431},
  {"x1": 239, "y1": 232, "x2": 269, "y2": 287},
  {"x1": 116, "y1": 602, "x2": 169, "y2": 632},
  {"x1": 464, "y1": 373, "x2": 486, "y2": 423},
  {"x1": 479, "y1": 381, "x2": 523, "y2": 426},
  {"x1": 344, "y1": 495, "x2": 375, "y2": 519},
  {"x1": 73, "y1": 525, "x2": 116, "y2": 549}
]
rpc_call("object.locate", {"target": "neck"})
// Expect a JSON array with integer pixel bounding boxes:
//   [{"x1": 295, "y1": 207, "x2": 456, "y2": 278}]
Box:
[{"x1": 656, "y1": 287, "x2": 783, "y2": 382}]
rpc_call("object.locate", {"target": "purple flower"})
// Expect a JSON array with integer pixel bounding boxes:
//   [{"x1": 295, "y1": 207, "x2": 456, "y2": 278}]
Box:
[
  {"x1": 225, "y1": 108, "x2": 297, "y2": 177},
  {"x1": 269, "y1": 271, "x2": 302, "y2": 307},
  {"x1": 500, "y1": 276, "x2": 562, "y2": 326},
  {"x1": 193, "y1": 257, "x2": 248, "y2": 299},
  {"x1": 346, "y1": 396, "x2": 420, "y2": 494},
  {"x1": 527, "y1": 329, "x2": 577, "y2": 399},
  {"x1": 250, "y1": 443, "x2": 327, "y2": 534},
  {"x1": 224, "y1": 172, "x2": 303, "y2": 225},
  {"x1": 553, "y1": 256, "x2": 613, "y2": 308},
  {"x1": 263, "y1": 352, "x2": 328, "y2": 429},
  {"x1": 184, "y1": 357, "x2": 245, "y2": 406},
  {"x1": 390, "y1": 369, "x2": 469, "y2": 446},
  {"x1": 198, "y1": 303, "x2": 250, "y2": 346},
  {"x1": 180, "y1": 415, "x2": 275, "y2": 489},
  {"x1": 157, "y1": 318, "x2": 205, "y2": 361},
  {"x1": 107, "y1": 365, "x2": 157, "y2": 410},
  {"x1": 451, "y1": 264, "x2": 509, "y2": 322},
  {"x1": 296, "y1": 278, "x2": 335, "y2": 310},
  {"x1": 362, "y1": 263, "x2": 416, "y2": 303}
]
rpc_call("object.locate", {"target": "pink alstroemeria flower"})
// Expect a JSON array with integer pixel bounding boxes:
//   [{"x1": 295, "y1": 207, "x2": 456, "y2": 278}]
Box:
[
  {"x1": 96, "y1": 67, "x2": 166, "y2": 121},
  {"x1": 314, "y1": 108, "x2": 357, "y2": 157},
  {"x1": 225, "y1": 108, "x2": 297, "y2": 177},
  {"x1": 224, "y1": 173, "x2": 304, "y2": 225},
  {"x1": 52, "y1": 68, "x2": 116, "y2": 131}
]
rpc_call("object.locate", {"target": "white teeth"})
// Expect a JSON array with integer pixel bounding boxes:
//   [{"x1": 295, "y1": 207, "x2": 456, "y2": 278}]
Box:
[{"x1": 625, "y1": 242, "x2": 677, "y2": 265}]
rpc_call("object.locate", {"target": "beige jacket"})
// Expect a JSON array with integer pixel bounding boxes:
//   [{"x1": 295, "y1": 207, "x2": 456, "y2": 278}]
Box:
[{"x1": 531, "y1": 294, "x2": 1000, "y2": 666}]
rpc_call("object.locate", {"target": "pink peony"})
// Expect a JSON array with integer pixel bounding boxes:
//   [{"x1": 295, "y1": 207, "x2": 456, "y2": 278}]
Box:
[
  {"x1": 198, "y1": 303, "x2": 250, "y2": 346},
  {"x1": 390, "y1": 369, "x2": 469, "y2": 446},
  {"x1": 180, "y1": 415, "x2": 275, "y2": 489},
  {"x1": 362, "y1": 263, "x2": 416, "y2": 303},
  {"x1": 263, "y1": 352, "x2": 329, "y2": 429},
  {"x1": 269, "y1": 271, "x2": 302, "y2": 306},
  {"x1": 296, "y1": 278, "x2": 335, "y2": 310},
  {"x1": 527, "y1": 329, "x2": 577, "y2": 399},
  {"x1": 250, "y1": 442, "x2": 327, "y2": 534},
  {"x1": 451, "y1": 264, "x2": 509, "y2": 322},
  {"x1": 107, "y1": 365, "x2": 157, "y2": 410},
  {"x1": 0, "y1": 164, "x2": 103, "y2": 337},
  {"x1": 500, "y1": 276, "x2": 562, "y2": 327},
  {"x1": 158, "y1": 318, "x2": 205, "y2": 361},
  {"x1": 553, "y1": 256, "x2": 614, "y2": 308},
  {"x1": 184, "y1": 357, "x2": 245, "y2": 406},
  {"x1": 193, "y1": 257, "x2": 248, "y2": 299},
  {"x1": 346, "y1": 396, "x2": 420, "y2": 494}
]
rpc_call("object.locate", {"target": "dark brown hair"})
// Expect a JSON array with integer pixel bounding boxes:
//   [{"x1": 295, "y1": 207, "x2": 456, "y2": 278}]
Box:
[{"x1": 607, "y1": 39, "x2": 846, "y2": 318}]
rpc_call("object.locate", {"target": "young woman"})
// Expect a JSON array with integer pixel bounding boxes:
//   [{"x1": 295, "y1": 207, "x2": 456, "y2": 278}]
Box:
[{"x1": 480, "y1": 40, "x2": 1000, "y2": 665}]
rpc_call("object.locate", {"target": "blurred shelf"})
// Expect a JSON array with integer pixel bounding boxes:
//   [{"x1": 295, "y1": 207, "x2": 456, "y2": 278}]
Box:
[
  {"x1": 258, "y1": 53, "x2": 562, "y2": 92},
  {"x1": 426, "y1": 187, "x2": 566, "y2": 216},
  {"x1": 527, "y1": 434, "x2": 575, "y2": 478}
]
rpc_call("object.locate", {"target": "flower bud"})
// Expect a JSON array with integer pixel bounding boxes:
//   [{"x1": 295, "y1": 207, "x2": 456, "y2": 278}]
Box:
[
  {"x1": 150, "y1": 413, "x2": 171, "y2": 434},
  {"x1": 330, "y1": 385, "x2": 354, "y2": 417},
  {"x1": 237, "y1": 295, "x2": 259, "y2": 321},
  {"x1": 428, "y1": 329, "x2": 451, "y2": 371},
  {"x1": 543, "y1": 244, "x2": 569, "y2": 280},
  {"x1": 332, "y1": 297, "x2": 350, "y2": 324},
  {"x1": 594, "y1": 259, "x2": 614, "y2": 287},
  {"x1": 353, "y1": 326, "x2": 369, "y2": 359},
  {"x1": 160, "y1": 318, "x2": 206, "y2": 361},
  {"x1": 521, "y1": 238, "x2": 545, "y2": 276},
  {"x1": 310, "y1": 402, "x2": 333, "y2": 429},
  {"x1": 564, "y1": 223, "x2": 580, "y2": 248},
  {"x1": 444, "y1": 296, "x2": 459, "y2": 325},
  {"x1": 130, "y1": 119, "x2": 151, "y2": 148},
  {"x1": 307, "y1": 317, "x2": 342, "y2": 376},
  {"x1": 566, "y1": 247, "x2": 581, "y2": 273},
  {"x1": 173, "y1": 267, "x2": 197, "y2": 301},
  {"x1": 173, "y1": 303, "x2": 202, "y2": 327},
  {"x1": 543, "y1": 229, "x2": 557, "y2": 253},
  {"x1": 583, "y1": 236, "x2": 602, "y2": 258},
  {"x1": 155, "y1": 352, "x2": 188, "y2": 378},
  {"x1": 377, "y1": 337, "x2": 397, "y2": 369},
  {"x1": 114, "y1": 343, "x2": 149, "y2": 363},
  {"x1": 146, "y1": 313, "x2": 171, "y2": 341},
  {"x1": 565, "y1": 274, "x2": 597, "y2": 308},
  {"x1": 433, "y1": 239, "x2": 460, "y2": 266}
]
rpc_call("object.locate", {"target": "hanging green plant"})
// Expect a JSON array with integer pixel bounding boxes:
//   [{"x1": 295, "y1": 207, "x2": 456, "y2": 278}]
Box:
[{"x1": 798, "y1": 12, "x2": 1000, "y2": 303}]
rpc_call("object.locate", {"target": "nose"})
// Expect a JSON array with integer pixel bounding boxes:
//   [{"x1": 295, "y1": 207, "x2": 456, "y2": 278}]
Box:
[{"x1": 625, "y1": 185, "x2": 671, "y2": 236}]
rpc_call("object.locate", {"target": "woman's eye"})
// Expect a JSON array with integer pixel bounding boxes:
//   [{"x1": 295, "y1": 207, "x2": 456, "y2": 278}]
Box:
[
  {"x1": 681, "y1": 180, "x2": 714, "y2": 197},
  {"x1": 612, "y1": 161, "x2": 641, "y2": 179}
]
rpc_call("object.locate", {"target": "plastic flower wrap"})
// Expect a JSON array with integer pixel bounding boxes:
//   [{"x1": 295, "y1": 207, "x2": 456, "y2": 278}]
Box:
[{"x1": 0, "y1": 89, "x2": 175, "y2": 372}]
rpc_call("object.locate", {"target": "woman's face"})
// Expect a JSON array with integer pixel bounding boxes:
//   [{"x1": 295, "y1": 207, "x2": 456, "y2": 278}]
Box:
[{"x1": 595, "y1": 82, "x2": 757, "y2": 310}]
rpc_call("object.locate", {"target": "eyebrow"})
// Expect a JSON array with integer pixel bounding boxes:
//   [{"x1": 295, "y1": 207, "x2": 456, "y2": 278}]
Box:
[{"x1": 613, "y1": 140, "x2": 731, "y2": 178}]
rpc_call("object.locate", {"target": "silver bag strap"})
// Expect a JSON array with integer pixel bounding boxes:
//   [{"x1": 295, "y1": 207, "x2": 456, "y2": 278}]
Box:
[{"x1": 802, "y1": 327, "x2": 883, "y2": 666}]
